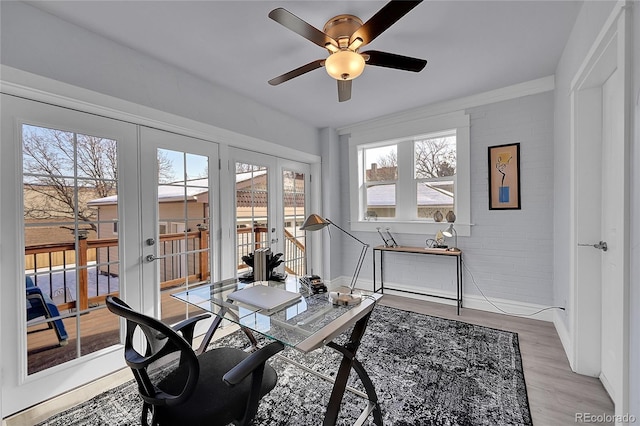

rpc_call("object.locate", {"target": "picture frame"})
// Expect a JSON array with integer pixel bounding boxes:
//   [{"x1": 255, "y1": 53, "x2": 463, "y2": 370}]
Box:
[{"x1": 488, "y1": 143, "x2": 521, "y2": 210}]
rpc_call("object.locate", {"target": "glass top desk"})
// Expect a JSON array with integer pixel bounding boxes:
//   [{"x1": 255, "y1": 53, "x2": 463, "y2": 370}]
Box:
[{"x1": 172, "y1": 279, "x2": 383, "y2": 426}]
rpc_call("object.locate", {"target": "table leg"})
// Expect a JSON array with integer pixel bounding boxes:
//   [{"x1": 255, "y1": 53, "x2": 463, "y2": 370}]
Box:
[
  {"x1": 195, "y1": 307, "x2": 226, "y2": 355},
  {"x1": 323, "y1": 311, "x2": 382, "y2": 426}
]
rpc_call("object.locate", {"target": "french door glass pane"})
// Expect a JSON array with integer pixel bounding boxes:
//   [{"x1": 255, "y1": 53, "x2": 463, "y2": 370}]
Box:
[
  {"x1": 235, "y1": 163, "x2": 269, "y2": 278},
  {"x1": 22, "y1": 124, "x2": 120, "y2": 374},
  {"x1": 283, "y1": 170, "x2": 306, "y2": 277},
  {"x1": 157, "y1": 148, "x2": 210, "y2": 323}
]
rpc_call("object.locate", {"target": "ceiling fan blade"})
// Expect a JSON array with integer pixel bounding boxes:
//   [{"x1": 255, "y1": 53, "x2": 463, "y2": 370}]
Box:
[
  {"x1": 268, "y1": 59, "x2": 325, "y2": 86},
  {"x1": 350, "y1": 0, "x2": 423, "y2": 47},
  {"x1": 337, "y1": 80, "x2": 352, "y2": 102},
  {"x1": 269, "y1": 8, "x2": 338, "y2": 49},
  {"x1": 362, "y1": 50, "x2": 427, "y2": 72}
]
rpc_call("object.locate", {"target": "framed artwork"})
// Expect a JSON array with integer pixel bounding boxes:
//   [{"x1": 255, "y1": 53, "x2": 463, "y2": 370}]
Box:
[{"x1": 488, "y1": 143, "x2": 521, "y2": 210}]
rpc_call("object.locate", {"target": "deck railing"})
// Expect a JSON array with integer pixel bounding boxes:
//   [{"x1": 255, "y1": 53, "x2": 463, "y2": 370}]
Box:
[{"x1": 25, "y1": 226, "x2": 306, "y2": 311}]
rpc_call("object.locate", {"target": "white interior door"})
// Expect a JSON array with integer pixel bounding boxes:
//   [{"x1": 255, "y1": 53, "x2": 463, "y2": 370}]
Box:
[
  {"x1": 600, "y1": 67, "x2": 625, "y2": 402},
  {"x1": 571, "y1": 7, "x2": 629, "y2": 417}
]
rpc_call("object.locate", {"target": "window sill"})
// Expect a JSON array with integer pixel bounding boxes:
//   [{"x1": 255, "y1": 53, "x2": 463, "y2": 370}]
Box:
[{"x1": 350, "y1": 220, "x2": 470, "y2": 237}]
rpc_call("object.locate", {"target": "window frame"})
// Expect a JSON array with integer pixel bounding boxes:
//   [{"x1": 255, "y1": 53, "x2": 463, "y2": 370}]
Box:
[{"x1": 348, "y1": 110, "x2": 470, "y2": 236}]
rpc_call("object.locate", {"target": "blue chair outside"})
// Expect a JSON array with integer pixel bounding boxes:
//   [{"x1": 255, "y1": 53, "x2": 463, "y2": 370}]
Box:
[{"x1": 26, "y1": 276, "x2": 68, "y2": 345}]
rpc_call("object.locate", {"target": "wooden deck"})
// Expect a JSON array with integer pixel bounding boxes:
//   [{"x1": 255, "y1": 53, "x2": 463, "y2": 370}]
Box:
[{"x1": 27, "y1": 289, "x2": 201, "y2": 374}]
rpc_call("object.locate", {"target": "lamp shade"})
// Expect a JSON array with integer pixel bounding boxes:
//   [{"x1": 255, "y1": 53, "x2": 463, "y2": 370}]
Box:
[
  {"x1": 325, "y1": 50, "x2": 365, "y2": 81},
  {"x1": 300, "y1": 214, "x2": 330, "y2": 231},
  {"x1": 441, "y1": 223, "x2": 458, "y2": 251}
]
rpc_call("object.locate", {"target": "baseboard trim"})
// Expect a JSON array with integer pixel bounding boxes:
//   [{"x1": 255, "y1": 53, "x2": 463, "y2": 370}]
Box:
[
  {"x1": 351, "y1": 277, "x2": 555, "y2": 322},
  {"x1": 553, "y1": 310, "x2": 575, "y2": 371}
]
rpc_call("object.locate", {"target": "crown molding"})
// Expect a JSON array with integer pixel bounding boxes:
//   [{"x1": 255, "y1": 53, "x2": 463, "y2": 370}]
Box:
[{"x1": 337, "y1": 75, "x2": 555, "y2": 136}]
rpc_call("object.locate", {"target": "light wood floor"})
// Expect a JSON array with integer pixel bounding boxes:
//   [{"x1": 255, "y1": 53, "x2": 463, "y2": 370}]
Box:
[{"x1": 9, "y1": 294, "x2": 614, "y2": 425}]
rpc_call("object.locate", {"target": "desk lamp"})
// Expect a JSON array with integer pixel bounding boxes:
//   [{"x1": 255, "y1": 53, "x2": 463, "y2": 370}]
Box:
[
  {"x1": 442, "y1": 223, "x2": 458, "y2": 251},
  {"x1": 301, "y1": 214, "x2": 368, "y2": 306}
]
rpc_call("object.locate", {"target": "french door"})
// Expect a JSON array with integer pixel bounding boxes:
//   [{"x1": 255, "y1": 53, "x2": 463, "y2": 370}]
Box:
[
  {"x1": 228, "y1": 149, "x2": 310, "y2": 281},
  {"x1": 139, "y1": 127, "x2": 219, "y2": 324},
  {"x1": 1, "y1": 94, "x2": 138, "y2": 415}
]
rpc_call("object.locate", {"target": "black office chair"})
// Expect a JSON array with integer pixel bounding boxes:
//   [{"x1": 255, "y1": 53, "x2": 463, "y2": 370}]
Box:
[{"x1": 106, "y1": 295, "x2": 283, "y2": 426}]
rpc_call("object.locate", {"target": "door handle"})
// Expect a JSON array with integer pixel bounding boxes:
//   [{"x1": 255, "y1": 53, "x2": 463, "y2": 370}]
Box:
[
  {"x1": 145, "y1": 254, "x2": 168, "y2": 262},
  {"x1": 578, "y1": 241, "x2": 608, "y2": 252}
]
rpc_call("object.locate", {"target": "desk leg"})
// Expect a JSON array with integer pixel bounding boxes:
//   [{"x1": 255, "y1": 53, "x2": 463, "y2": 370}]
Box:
[
  {"x1": 195, "y1": 307, "x2": 227, "y2": 355},
  {"x1": 324, "y1": 311, "x2": 382, "y2": 426}
]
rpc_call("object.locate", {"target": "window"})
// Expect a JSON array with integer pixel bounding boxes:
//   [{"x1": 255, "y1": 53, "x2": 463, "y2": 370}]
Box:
[
  {"x1": 348, "y1": 111, "x2": 470, "y2": 235},
  {"x1": 364, "y1": 145, "x2": 397, "y2": 219},
  {"x1": 414, "y1": 132, "x2": 456, "y2": 219}
]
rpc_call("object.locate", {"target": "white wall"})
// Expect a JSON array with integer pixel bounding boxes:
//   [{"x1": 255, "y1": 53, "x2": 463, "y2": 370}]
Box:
[
  {"x1": 0, "y1": 1, "x2": 319, "y2": 156},
  {"x1": 336, "y1": 91, "x2": 556, "y2": 316}
]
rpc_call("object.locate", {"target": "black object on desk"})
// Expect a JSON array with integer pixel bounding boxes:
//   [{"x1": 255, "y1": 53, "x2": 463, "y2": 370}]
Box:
[{"x1": 373, "y1": 245, "x2": 463, "y2": 315}]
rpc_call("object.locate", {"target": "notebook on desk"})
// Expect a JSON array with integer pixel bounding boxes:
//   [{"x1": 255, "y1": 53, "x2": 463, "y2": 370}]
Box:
[{"x1": 227, "y1": 284, "x2": 302, "y2": 313}]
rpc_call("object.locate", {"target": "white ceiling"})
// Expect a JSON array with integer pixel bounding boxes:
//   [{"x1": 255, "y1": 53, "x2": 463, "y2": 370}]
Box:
[{"x1": 26, "y1": 1, "x2": 582, "y2": 129}]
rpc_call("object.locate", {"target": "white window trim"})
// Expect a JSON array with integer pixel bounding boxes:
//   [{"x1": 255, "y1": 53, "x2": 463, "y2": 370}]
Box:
[{"x1": 348, "y1": 110, "x2": 470, "y2": 236}]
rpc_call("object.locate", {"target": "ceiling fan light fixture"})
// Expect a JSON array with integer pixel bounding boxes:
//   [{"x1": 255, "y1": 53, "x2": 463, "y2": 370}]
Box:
[{"x1": 325, "y1": 50, "x2": 365, "y2": 81}]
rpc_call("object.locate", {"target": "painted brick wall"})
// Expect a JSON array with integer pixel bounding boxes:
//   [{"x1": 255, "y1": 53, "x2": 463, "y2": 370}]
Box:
[
  {"x1": 464, "y1": 92, "x2": 554, "y2": 306},
  {"x1": 339, "y1": 91, "x2": 555, "y2": 310}
]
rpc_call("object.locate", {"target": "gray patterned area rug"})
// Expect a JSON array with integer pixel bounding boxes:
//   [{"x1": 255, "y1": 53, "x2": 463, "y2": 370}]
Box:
[{"x1": 38, "y1": 305, "x2": 531, "y2": 426}]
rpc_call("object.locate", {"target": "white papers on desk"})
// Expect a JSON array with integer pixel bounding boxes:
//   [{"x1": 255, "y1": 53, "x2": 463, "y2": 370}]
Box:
[{"x1": 227, "y1": 285, "x2": 302, "y2": 313}]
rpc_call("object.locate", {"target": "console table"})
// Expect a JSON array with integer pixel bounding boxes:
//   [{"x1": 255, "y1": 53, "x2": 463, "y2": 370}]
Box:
[{"x1": 372, "y1": 245, "x2": 463, "y2": 315}]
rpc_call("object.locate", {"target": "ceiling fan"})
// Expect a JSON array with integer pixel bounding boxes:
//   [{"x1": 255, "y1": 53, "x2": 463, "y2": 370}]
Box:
[{"x1": 267, "y1": 0, "x2": 427, "y2": 102}]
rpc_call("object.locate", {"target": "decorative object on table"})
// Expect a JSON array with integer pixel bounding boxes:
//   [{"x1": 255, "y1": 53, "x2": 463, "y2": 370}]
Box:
[
  {"x1": 488, "y1": 142, "x2": 521, "y2": 210},
  {"x1": 434, "y1": 230, "x2": 447, "y2": 248},
  {"x1": 442, "y1": 223, "x2": 458, "y2": 251},
  {"x1": 299, "y1": 275, "x2": 327, "y2": 294},
  {"x1": 240, "y1": 250, "x2": 286, "y2": 282},
  {"x1": 376, "y1": 227, "x2": 398, "y2": 248},
  {"x1": 43, "y1": 305, "x2": 532, "y2": 426},
  {"x1": 433, "y1": 210, "x2": 443, "y2": 222},
  {"x1": 446, "y1": 210, "x2": 456, "y2": 223},
  {"x1": 300, "y1": 214, "x2": 368, "y2": 306}
]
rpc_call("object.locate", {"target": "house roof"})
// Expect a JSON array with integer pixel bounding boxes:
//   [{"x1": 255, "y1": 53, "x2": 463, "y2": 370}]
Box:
[{"x1": 367, "y1": 182, "x2": 453, "y2": 207}]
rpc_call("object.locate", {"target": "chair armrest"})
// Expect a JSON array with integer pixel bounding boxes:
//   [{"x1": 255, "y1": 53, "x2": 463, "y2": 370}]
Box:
[
  {"x1": 171, "y1": 314, "x2": 211, "y2": 345},
  {"x1": 223, "y1": 341, "x2": 285, "y2": 386},
  {"x1": 26, "y1": 287, "x2": 43, "y2": 297}
]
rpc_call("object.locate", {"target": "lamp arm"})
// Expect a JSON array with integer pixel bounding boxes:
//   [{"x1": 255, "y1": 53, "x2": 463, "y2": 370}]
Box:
[
  {"x1": 324, "y1": 219, "x2": 369, "y2": 293},
  {"x1": 326, "y1": 219, "x2": 368, "y2": 246},
  {"x1": 349, "y1": 243, "x2": 369, "y2": 293}
]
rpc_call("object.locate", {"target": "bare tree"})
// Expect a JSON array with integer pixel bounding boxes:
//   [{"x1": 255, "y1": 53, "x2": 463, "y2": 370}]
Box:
[
  {"x1": 23, "y1": 127, "x2": 172, "y2": 227},
  {"x1": 372, "y1": 137, "x2": 455, "y2": 180},
  {"x1": 415, "y1": 137, "x2": 456, "y2": 178}
]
